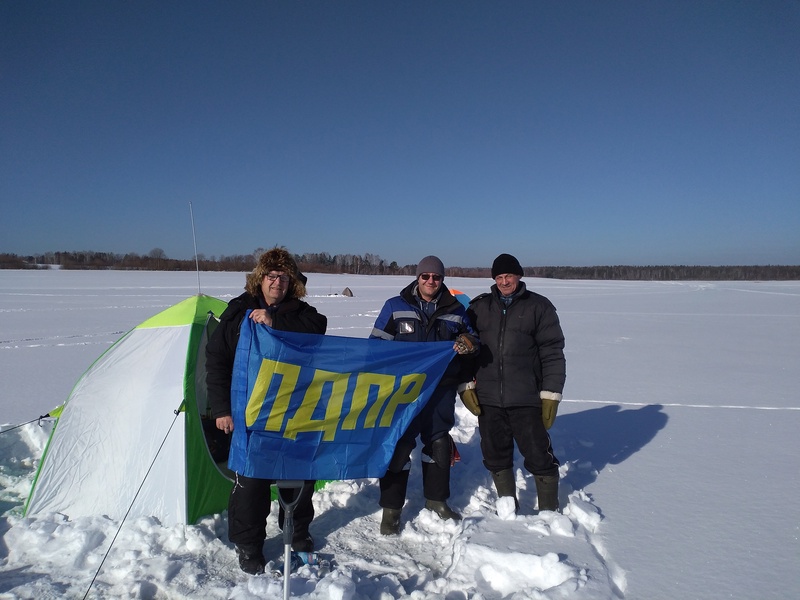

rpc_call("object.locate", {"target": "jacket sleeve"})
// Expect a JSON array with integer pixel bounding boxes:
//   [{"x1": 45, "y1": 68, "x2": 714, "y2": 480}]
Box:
[
  {"x1": 462, "y1": 304, "x2": 483, "y2": 380},
  {"x1": 459, "y1": 308, "x2": 480, "y2": 343},
  {"x1": 369, "y1": 299, "x2": 396, "y2": 340},
  {"x1": 205, "y1": 313, "x2": 240, "y2": 419},
  {"x1": 273, "y1": 301, "x2": 327, "y2": 334},
  {"x1": 535, "y1": 301, "x2": 566, "y2": 394},
  {"x1": 455, "y1": 307, "x2": 480, "y2": 383}
]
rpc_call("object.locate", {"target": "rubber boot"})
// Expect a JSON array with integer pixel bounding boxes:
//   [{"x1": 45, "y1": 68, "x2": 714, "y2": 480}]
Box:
[
  {"x1": 380, "y1": 465, "x2": 411, "y2": 510},
  {"x1": 491, "y1": 468, "x2": 519, "y2": 511},
  {"x1": 380, "y1": 508, "x2": 402, "y2": 535},
  {"x1": 534, "y1": 474, "x2": 560, "y2": 512},
  {"x1": 425, "y1": 499, "x2": 462, "y2": 521}
]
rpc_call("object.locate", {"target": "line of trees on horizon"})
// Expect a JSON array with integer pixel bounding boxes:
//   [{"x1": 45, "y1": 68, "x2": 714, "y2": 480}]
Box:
[{"x1": 1, "y1": 250, "x2": 799, "y2": 281}]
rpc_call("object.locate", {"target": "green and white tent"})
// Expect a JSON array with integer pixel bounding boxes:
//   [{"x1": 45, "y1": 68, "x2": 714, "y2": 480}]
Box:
[{"x1": 25, "y1": 295, "x2": 234, "y2": 526}]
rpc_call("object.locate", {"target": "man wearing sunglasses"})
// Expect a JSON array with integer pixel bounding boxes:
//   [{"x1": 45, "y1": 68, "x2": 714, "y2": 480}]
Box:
[{"x1": 370, "y1": 255, "x2": 479, "y2": 535}]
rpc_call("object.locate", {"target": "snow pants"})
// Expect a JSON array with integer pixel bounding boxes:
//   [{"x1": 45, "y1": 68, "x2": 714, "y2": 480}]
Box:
[
  {"x1": 379, "y1": 385, "x2": 457, "y2": 509},
  {"x1": 227, "y1": 472, "x2": 315, "y2": 548},
  {"x1": 478, "y1": 405, "x2": 560, "y2": 477}
]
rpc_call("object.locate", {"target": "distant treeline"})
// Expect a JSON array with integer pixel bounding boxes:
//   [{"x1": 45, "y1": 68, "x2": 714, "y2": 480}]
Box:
[{"x1": 2, "y1": 250, "x2": 799, "y2": 281}]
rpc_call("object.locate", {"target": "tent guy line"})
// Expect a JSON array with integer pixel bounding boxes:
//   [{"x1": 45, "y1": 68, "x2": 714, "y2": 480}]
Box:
[
  {"x1": 564, "y1": 399, "x2": 800, "y2": 411},
  {"x1": 82, "y1": 406, "x2": 183, "y2": 600}
]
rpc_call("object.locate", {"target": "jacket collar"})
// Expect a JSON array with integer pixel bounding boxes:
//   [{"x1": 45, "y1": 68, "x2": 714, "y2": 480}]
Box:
[
  {"x1": 401, "y1": 280, "x2": 456, "y2": 309},
  {"x1": 492, "y1": 280, "x2": 528, "y2": 305}
]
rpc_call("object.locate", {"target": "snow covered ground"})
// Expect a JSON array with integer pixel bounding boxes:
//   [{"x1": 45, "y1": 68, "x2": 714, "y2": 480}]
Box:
[{"x1": 1, "y1": 269, "x2": 799, "y2": 599}]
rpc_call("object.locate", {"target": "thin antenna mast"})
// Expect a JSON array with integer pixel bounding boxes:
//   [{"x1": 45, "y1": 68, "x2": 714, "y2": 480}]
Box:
[{"x1": 189, "y1": 202, "x2": 201, "y2": 294}]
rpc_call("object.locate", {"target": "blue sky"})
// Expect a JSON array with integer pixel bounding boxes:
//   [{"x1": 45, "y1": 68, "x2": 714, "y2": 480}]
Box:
[{"x1": 2, "y1": 1, "x2": 798, "y2": 268}]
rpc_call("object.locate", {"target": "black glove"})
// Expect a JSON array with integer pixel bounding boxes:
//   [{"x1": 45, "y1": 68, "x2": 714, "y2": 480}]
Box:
[
  {"x1": 457, "y1": 381, "x2": 481, "y2": 416},
  {"x1": 541, "y1": 391, "x2": 561, "y2": 429}
]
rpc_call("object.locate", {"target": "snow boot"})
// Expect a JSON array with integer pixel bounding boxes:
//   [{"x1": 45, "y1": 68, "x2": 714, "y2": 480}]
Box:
[
  {"x1": 425, "y1": 500, "x2": 462, "y2": 521},
  {"x1": 380, "y1": 508, "x2": 402, "y2": 535},
  {"x1": 534, "y1": 474, "x2": 560, "y2": 512},
  {"x1": 235, "y1": 544, "x2": 266, "y2": 575},
  {"x1": 491, "y1": 468, "x2": 519, "y2": 511},
  {"x1": 292, "y1": 533, "x2": 314, "y2": 553}
]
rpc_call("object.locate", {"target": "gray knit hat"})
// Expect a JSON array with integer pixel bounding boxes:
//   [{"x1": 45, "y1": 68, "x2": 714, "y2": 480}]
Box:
[{"x1": 415, "y1": 255, "x2": 445, "y2": 278}]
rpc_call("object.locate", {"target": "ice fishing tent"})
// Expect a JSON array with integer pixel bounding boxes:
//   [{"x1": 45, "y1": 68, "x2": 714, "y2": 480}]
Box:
[{"x1": 25, "y1": 294, "x2": 234, "y2": 526}]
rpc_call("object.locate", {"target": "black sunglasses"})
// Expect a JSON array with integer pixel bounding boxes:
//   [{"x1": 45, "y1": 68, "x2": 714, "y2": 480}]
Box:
[{"x1": 419, "y1": 273, "x2": 442, "y2": 282}]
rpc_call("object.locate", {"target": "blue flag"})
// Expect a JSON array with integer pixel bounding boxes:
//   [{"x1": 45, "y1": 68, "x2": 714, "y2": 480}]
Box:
[{"x1": 228, "y1": 315, "x2": 456, "y2": 480}]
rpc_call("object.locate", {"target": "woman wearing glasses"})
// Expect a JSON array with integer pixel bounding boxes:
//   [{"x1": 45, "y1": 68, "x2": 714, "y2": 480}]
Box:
[
  {"x1": 206, "y1": 247, "x2": 327, "y2": 574},
  {"x1": 369, "y1": 255, "x2": 479, "y2": 535}
]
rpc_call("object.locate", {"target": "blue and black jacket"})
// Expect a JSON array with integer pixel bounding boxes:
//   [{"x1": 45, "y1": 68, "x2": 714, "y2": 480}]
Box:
[{"x1": 370, "y1": 281, "x2": 478, "y2": 387}]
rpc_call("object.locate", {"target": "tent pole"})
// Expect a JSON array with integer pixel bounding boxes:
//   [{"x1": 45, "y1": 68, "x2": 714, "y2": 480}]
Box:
[{"x1": 189, "y1": 201, "x2": 201, "y2": 294}]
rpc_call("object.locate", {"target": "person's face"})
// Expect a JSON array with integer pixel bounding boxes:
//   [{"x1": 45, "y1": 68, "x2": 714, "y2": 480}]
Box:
[
  {"x1": 261, "y1": 271, "x2": 290, "y2": 305},
  {"x1": 417, "y1": 272, "x2": 443, "y2": 301},
  {"x1": 494, "y1": 273, "x2": 521, "y2": 296}
]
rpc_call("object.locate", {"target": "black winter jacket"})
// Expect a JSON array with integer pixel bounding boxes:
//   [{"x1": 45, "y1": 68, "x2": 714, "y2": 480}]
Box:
[
  {"x1": 205, "y1": 291, "x2": 327, "y2": 419},
  {"x1": 466, "y1": 282, "x2": 565, "y2": 408}
]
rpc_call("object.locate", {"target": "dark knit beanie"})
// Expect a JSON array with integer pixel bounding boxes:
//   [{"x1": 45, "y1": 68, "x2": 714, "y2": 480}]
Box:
[
  {"x1": 491, "y1": 253, "x2": 524, "y2": 278},
  {"x1": 415, "y1": 255, "x2": 445, "y2": 277}
]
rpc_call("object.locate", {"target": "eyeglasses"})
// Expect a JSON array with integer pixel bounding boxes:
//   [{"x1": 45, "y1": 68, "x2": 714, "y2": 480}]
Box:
[
  {"x1": 266, "y1": 273, "x2": 290, "y2": 283},
  {"x1": 419, "y1": 273, "x2": 442, "y2": 282}
]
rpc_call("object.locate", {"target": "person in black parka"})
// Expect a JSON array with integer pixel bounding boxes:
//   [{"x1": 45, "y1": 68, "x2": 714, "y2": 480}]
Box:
[
  {"x1": 464, "y1": 253, "x2": 566, "y2": 513},
  {"x1": 206, "y1": 247, "x2": 327, "y2": 574}
]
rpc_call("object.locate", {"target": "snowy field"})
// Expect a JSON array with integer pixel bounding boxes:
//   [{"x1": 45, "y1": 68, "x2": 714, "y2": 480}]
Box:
[{"x1": 1, "y1": 269, "x2": 799, "y2": 599}]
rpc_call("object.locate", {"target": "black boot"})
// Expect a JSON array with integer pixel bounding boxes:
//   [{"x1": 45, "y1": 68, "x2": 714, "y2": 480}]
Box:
[
  {"x1": 491, "y1": 468, "x2": 519, "y2": 511},
  {"x1": 534, "y1": 474, "x2": 560, "y2": 512},
  {"x1": 235, "y1": 544, "x2": 266, "y2": 575},
  {"x1": 380, "y1": 508, "x2": 402, "y2": 535},
  {"x1": 292, "y1": 533, "x2": 314, "y2": 552},
  {"x1": 425, "y1": 499, "x2": 462, "y2": 521}
]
